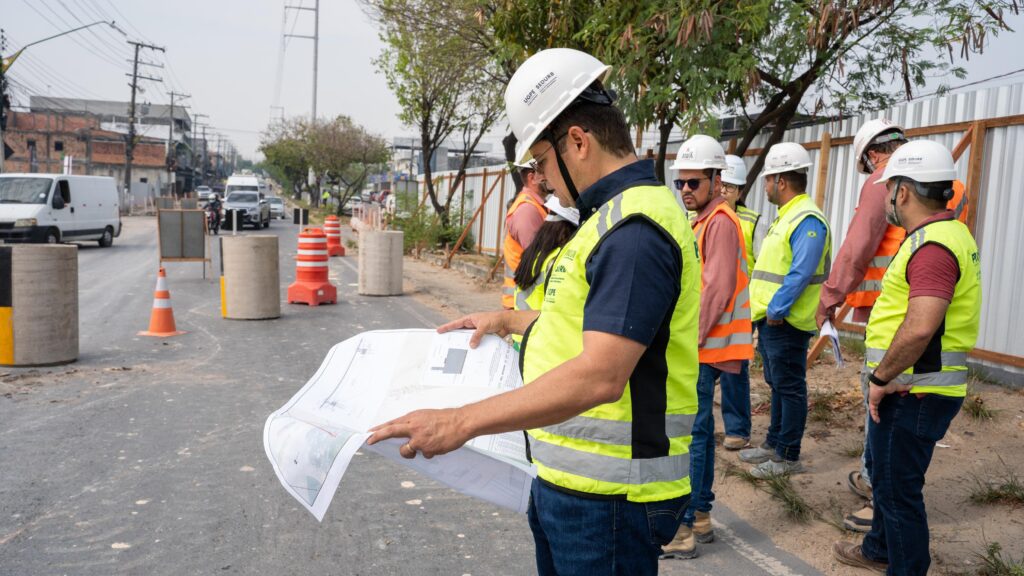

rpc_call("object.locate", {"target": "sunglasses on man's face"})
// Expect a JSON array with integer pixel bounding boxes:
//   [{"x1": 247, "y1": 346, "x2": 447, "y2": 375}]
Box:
[{"x1": 673, "y1": 177, "x2": 709, "y2": 191}]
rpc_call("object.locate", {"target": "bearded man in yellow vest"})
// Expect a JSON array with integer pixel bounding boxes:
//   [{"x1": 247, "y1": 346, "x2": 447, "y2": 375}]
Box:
[
  {"x1": 832, "y1": 140, "x2": 980, "y2": 576},
  {"x1": 367, "y1": 48, "x2": 701, "y2": 576},
  {"x1": 660, "y1": 135, "x2": 753, "y2": 560},
  {"x1": 814, "y1": 120, "x2": 971, "y2": 532},
  {"x1": 739, "y1": 142, "x2": 832, "y2": 478},
  {"x1": 503, "y1": 161, "x2": 549, "y2": 308}
]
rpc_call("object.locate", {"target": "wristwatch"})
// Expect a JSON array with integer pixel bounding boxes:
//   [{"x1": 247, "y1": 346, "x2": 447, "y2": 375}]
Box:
[{"x1": 868, "y1": 372, "x2": 889, "y2": 387}]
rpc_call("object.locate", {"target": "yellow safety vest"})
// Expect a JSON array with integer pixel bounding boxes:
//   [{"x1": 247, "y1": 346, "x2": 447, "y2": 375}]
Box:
[
  {"x1": 511, "y1": 249, "x2": 558, "y2": 349},
  {"x1": 736, "y1": 205, "x2": 760, "y2": 273},
  {"x1": 521, "y1": 184, "x2": 700, "y2": 503},
  {"x1": 749, "y1": 194, "x2": 831, "y2": 332},
  {"x1": 865, "y1": 219, "x2": 981, "y2": 397}
]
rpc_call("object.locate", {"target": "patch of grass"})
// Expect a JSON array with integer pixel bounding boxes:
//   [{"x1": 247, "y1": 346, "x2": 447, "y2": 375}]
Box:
[
  {"x1": 969, "y1": 464, "x2": 1024, "y2": 507},
  {"x1": 809, "y1": 391, "x2": 837, "y2": 424},
  {"x1": 838, "y1": 335, "x2": 866, "y2": 357},
  {"x1": 976, "y1": 542, "x2": 1024, "y2": 576},
  {"x1": 723, "y1": 462, "x2": 814, "y2": 523},
  {"x1": 345, "y1": 238, "x2": 357, "y2": 249},
  {"x1": 962, "y1": 394, "x2": 996, "y2": 421},
  {"x1": 841, "y1": 443, "x2": 865, "y2": 459}
]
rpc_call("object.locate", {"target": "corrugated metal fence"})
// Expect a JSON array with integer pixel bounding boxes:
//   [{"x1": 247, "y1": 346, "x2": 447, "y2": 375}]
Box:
[{"x1": 418, "y1": 82, "x2": 1024, "y2": 383}]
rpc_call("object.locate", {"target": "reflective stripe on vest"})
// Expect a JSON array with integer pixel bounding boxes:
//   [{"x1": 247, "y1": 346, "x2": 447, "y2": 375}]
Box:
[
  {"x1": 864, "y1": 218, "x2": 981, "y2": 397},
  {"x1": 522, "y1": 183, "x2": 700, "y2": 502},
  {"x1": 847, "y1": 180, "x2": 969, "y2": 309},
  {"x1": 749, "y1": 195, "x2": 832, "y2": 332},
  {"x1": 502, "y1": 191, "x2": 547, "y2": 307},
  {"x1": 693, "y1": 203, "x2": 754, "y2": 363}
]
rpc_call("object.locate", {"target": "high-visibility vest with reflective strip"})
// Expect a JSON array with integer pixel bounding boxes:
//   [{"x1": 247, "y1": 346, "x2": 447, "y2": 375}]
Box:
[
  {"x1": 521, "y1": 184, "x2": 700, "y2": 503},
  {"x1": 847, "y1": 180, "x2": 968, "y2": 309},
  {"x1": 693, "y1": 203, "x2": 754, "y2": 363},
  {"x1": 865, "y1": 218, "x2": 980, "y2": 397},
  {"x1": 749, "y1": 194, "x2": 832, "y2": 332},
  {"x1": 502, "y1": 191, "x2": 548, "y2": 308},
  {"x1": 736, "y1": 205, "x2": 760, "y2": 272},
  {"x1": 511, "y1": 249, "x2": 558, "y2": 348}
]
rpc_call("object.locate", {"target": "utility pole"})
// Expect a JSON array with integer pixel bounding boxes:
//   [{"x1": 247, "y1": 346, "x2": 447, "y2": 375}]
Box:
[
  {"x1": 284, "y1": 1, "x2": 319, "y2": 121},
  {"x1": 201, "y1": 124, "x2": 208, "y2": 183},
  {"x1": 166, "y1": 91, "x2": 189, "y2": 196},
  {"x1": 190, "y1": 113, "x2": 207, "y2": 188},
  {"x1": 1, "y1": 29, "x2": 9, "y2": 174},
  {"x1": 124, "y1": 40, "x2": 164, "y2": 200}
]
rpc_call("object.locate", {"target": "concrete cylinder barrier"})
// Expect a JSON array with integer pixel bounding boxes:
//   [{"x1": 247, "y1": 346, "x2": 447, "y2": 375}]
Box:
[
  {"x1": 287, "y1": 228, "x2": 337, "y2": 306},
  {"x1": 324, "y1": 215, "x2": 345, "y2": 257},
  {"x1": 358, "y1": 230, "x2": 404, "y2": 296},
  {"x1": 0, "y1": 245, "x2": 78, "y2": 367},
  {"x1": 220, "y1": 236, "x2": 281, "y2": 320}
]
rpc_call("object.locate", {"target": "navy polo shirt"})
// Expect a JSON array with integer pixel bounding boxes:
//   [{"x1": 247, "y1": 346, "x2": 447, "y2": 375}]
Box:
[{"x1": 576, "y1": 160, "x2": 684, "y2": 346}]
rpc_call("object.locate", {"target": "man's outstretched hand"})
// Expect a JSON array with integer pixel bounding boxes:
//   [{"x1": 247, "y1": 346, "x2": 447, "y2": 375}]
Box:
[{"x1": 367, "y1": 408, "x2": 471, "y2": 459}]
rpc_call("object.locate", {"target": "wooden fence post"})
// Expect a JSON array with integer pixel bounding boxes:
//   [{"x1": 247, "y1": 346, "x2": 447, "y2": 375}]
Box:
[
  {"x1": 964, "y1": 120, "x2": 986, "y2": 235},
  {"x1": 814, "y1": 132, "x2": 832, "y2": 210},
  {"x1": 445, "y1": 169, "x2": 501, "y2": 268}
]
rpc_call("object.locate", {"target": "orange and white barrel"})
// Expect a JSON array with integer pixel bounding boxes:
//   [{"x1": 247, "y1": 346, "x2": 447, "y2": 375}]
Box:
[
  {"x1": 324, "y1": 215, "x2": 346, "y2": 257},
  {"x1": 287, "y1": 228, "x2": 337, "y2": 306}
]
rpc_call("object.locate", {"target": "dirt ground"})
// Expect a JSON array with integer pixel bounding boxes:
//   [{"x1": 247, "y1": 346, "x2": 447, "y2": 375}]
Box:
[{"x1": 401, "y1": 253, "x2": 1024, "y2": 575}]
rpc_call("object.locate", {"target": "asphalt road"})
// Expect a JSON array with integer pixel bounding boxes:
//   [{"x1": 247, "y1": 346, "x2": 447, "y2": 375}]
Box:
[{"x1": 0, "y1": 216, "x2": 822, "y2": 576}]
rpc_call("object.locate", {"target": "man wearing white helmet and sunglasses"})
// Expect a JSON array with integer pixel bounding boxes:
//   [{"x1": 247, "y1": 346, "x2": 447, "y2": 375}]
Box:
[
  {"x1": 831, "y1": 139, "x2": 980, "y2": 575},
  {"x1": 368, "y1": 48, "x2": 701, "y2": 575},
  {"x1": 660, "y1": 135, "x2": 753, "y2": 560},
  {"x1": 739, "y1": 141, "x2": 832, "y2": 478}
]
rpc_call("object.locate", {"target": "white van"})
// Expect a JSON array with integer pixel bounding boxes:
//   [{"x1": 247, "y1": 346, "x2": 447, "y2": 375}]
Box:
[{"x1": 0, "y1": 174, "x2": 122, "y2": 247}]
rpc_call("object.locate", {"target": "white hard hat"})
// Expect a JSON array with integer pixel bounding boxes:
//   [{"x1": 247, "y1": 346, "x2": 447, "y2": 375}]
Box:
[
  {"x1": 544, "y1": 194, "x2": 580, "y2": 226},
  {"x1": 513, "y1": 159, "x2": 535, "y2": 171},
  {"x1": 505, "y1": 48, "x2": 612, "y2": 164},
  {"x1": 762, "y1": 142, "x2": 813, "y2": 176},
  {"x1": 722, "y1": 155, "x2": 748, "y2": 186},
  {"x1": 875, "y1": 140, "x2": 957, "y2": 185},
  {"x1": 670, "y1": 135, "x2": 728, "y2": 171},
  {"x1": 854, "y1": 118, "x2": 906, "y2": 174}
]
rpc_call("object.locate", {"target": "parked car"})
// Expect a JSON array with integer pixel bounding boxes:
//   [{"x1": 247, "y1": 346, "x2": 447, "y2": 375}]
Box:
[
  {"x1": 0, "y1": 174, "x2": 121, "y2": 246},
  {"x1": 195, "y1": 185, "x2": 213, "y2": 202},
  {"x1": 266, "y1": 196, "x2": 287, "y2": 219}
]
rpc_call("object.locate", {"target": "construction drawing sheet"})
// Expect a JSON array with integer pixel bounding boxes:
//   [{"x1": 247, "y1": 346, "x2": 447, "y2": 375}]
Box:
[{"x1": 263, "y1": 329, "x2": 536, "y2": 521}]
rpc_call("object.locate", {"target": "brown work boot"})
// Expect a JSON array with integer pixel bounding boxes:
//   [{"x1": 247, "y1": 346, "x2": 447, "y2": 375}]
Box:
[
  {"x1": 693, "y1": 511, "x2": 715, "y2": 543},
  {"x1": 832, "y1": 541, "x2": 887, "y2": 573},
  {"x1": 843, "y1": 501, "x2": 874, "y2": 533},
  {"x1": 723, "y1": 436, "x2": 750, "y2": 451},
  {"x1": 660, "y1": 524, "x2": 697, "y2": 559}
]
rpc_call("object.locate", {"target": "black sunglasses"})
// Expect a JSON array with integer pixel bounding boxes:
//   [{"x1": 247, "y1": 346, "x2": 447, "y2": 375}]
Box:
[{"x1": 673, "y1": 177, "x2": 709, "y2": 191}]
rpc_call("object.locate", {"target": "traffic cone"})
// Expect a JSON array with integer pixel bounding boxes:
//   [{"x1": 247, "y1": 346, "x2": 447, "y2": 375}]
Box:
[{"x1": 138, "y1": 267, "x2": 186, "y2": 337}]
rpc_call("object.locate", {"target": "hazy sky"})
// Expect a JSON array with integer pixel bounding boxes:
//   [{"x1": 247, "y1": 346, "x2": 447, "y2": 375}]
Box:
[{"x1": 4, "y1": 1, "x2": 1023, "y2": 160}]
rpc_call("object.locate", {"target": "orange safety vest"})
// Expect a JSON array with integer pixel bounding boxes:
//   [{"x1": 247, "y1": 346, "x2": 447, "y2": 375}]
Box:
[
  {"x1": 846, "y1": 180, "x2": 969, "y2": 309},
  {"x1": 502, "y1": 190, "x2": 548, "y2": 308},
  {"x1": 693, "y1": 203, "x2": 754, "y2": 363}
]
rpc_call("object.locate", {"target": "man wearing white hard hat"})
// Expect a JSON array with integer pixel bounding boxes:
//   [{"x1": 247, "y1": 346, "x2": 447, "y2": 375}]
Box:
[
  {"x1": 815, "y1": 119, "x2": 971, "y2": 533},
  {"x1": 502, "y1": 160, "x2": 549, "y2": 309},
  {"x1": 739, "y1": 142, "x2": 831, "y2": 478},
  {"x1": 368, "y1": 47, "x2": 701, "y2": 575},
  {"x1": 832, "y1": 140, "x2": 980, "y2": 575},
  {"x1": 719, "y1": 154, "x2": 760, "y2": 452},
  {"x1": 660, "y1": 135, "x2": 753, "y2": 560}
]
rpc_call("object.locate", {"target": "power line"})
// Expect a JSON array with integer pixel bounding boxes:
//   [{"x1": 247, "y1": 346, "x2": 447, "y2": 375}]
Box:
[
  {"x1": 17, "y1": 0, "x2": 128, "y2": 71},
  {"x1": 52, "y1": 0, "x2": 131, "y2": 61},
  {"x1": 913, "y1": 67, "x2": 1024, "y2": 101},
  {"x1": 2, "y1": 31, "x2": 107, "y2": 99},
  {"x1": 33, "y1": 0, "x2": 129, "y2": 68}
]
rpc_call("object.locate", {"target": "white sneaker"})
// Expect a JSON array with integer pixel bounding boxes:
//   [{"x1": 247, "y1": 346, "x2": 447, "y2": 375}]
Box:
[
  {"x1": 750, "y1": 458, "x2": 804, "y2": 478},
  {"x1": 738, "y1": 444, "x2": 775, "y2": 464}
]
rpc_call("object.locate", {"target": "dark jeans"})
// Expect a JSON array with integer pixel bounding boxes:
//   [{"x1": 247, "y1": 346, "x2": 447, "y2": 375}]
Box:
[
  {"x1": 682, "y1": 364, "x2": 719, "y2": 526},
  {"x1": 720, "y1": 360, "x2": 751, "y2": 439},
  {"x1": 755, "y1": 320, "x2": 812, "y2": 461},
  {"x1": 861, "y1": 393, "x2": 963, "y2": 575},
  {"x1": 527, "y1": 478, "x2": 689, "y2": 576}
]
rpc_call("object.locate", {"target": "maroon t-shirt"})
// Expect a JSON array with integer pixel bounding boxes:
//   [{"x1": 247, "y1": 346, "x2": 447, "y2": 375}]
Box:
[{"x1": 905, "y1": 212, "x2": 959, "y2": 301}]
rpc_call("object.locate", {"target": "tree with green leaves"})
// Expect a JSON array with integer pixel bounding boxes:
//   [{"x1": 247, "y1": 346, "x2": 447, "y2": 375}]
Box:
[
  {"x1": 363, "y1": 0, "x2": 504, "y2": 226},
  {"x1": 259, "y1": 118, "x2": 310, "y2": 200}
]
